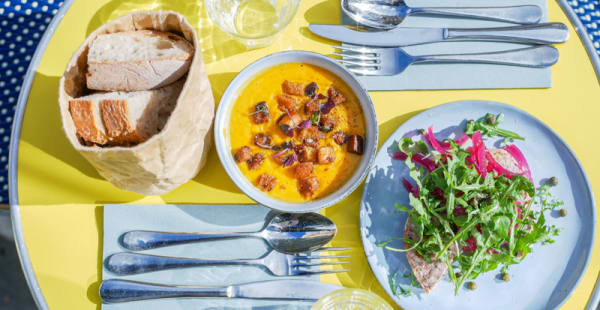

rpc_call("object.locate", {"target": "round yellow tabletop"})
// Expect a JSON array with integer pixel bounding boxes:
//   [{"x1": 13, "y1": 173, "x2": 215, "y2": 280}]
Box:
[{"x1": 10, "y1": 0, "x2": 600, "y2": 309}]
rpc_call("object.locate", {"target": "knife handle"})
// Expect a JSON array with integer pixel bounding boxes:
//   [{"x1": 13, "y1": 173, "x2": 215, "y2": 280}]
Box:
[
  {"x1": 410, "y1": 5, "x2": 542, "y2": 24},
  {"x1": 100, "y1": 279, "x2": 228, "y2": 303},
  {"x1": 415, "y1": 45, "x2": 559, "y2": 68},
  {"x1": 446, "y1": 23, "x2": 569, "y2": 45}
]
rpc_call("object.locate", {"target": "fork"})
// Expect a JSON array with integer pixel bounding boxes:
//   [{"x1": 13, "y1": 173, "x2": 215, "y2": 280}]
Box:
[
  {"x1": 105, "y1": 248, "x2": 349, "y2": 276},
  {"x1": 333, "y1": 44, "x2": 559, "y2": 76}
]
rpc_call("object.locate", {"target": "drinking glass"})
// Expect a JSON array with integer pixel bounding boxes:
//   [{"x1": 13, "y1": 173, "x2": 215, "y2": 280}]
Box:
[
  {"x1": 311, "y1": 288, "x2": 394, "y2": 310},
  {"x1": 205, "y1": 0, "x2": 301, "y2": 48}
]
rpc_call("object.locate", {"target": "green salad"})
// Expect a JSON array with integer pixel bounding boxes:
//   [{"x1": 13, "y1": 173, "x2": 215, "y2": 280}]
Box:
[{"x1": 384, "y1": 113, "x2": 563, "y2": 295}]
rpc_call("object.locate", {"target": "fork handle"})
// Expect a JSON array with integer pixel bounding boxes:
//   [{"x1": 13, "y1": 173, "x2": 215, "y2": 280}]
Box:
[
  {"x1": 410, "y1": 5, "x2": 542, "y2": 24},
  {"x1": 105, "y1": 252, "x2": 258, "y2": 275},
  {"x1": 446, "y1": 23, "x2": 569, "y2": 45},
  {"x1": 415, "y1": 45, "x2": 559, "y2": 68},
  {"x1": 121, "y1": 230, "x2": 258, "y2": 251},
  {"x1": 100, "y1": 279, "x2": 228, "y2": 303}
]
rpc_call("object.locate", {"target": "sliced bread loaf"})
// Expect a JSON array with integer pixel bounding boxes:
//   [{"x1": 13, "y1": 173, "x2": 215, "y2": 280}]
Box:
[
  {"x1": 86, "y1": 30, "x2": 193, "y2": 91},
  {"x1": 69, "y1": 79, "x2": 184, "y2": 146}
]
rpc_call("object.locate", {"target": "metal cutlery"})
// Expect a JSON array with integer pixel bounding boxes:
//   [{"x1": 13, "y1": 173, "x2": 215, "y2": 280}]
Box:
[
  {"x1": 105, "y1": 248, "x2": 350, "y2": 276},
  {"x1": 333, "y1": 45, "x2": 559, "y2": 76},
  {"x1": 309, "y1": 23, "x2": 569, "y2": 47},
  {"x1": 120, "y1": 212, "x2": 336, "y2": 254},
  {"x1": 100, "y1": 279, "x2": 344, "y2": 303},
  {"x1": 342, "y1": 0, "x2": 543, "y2": 30}
]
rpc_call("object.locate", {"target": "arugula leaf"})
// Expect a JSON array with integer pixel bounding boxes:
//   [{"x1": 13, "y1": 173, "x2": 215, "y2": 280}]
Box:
[
  {"x1": 492, "y1": 215, "x2": 511, "y2": 239},
  {"x1": 399, "y1": 138, "x2": 428, "y2": 154},
  {"x1": 389, "y1": 271, "x2": 399, "y2": 296},
  {"x1": 389, "y1": 271, "x2": 417, "y2": 297},
  {"x1": 395, "y1": 203, "x2": 411, "y2": 212},
  {"x1": 465, "y1": 113, "x2": 525, "y2": 141},
  {"x1": 384, "y1": 113, "x2": 563, "y2": 294}
]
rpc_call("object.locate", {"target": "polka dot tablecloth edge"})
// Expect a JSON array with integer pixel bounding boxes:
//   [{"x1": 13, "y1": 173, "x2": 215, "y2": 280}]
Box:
[{"x1": 1, "y1": 0, "x2": 64, "y2": 206}]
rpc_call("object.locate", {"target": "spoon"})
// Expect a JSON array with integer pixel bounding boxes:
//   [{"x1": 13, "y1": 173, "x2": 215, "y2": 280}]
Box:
[
  {"x1": 342, "y1": 0, "x2": 543, "y2": 30},
  {"x1": 120, "y1": 212, "x2": 337, "y2": 254}
]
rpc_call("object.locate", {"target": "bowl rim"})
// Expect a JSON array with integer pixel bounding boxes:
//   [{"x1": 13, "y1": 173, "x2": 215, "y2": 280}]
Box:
[{"x1": 214, "y1": 50, "x2": 378, "y2": 212}]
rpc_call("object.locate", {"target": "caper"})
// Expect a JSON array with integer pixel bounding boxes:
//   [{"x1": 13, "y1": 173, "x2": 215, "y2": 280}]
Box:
[
  {"x1": 502, "y1": 273, "x2": 510, "y2": 282},
  {"x1": 487, "y1": 114, "x2": 497, "y2": 124},
  {"x1": 560, "y1": 208, "x2": 568, "y2": 217},
  {"x1": 549, "y1": 176, "x2": 558, "y2": 186},
  {"x1": 467, "y1": 281, "x2": 477, "y2": 290}
]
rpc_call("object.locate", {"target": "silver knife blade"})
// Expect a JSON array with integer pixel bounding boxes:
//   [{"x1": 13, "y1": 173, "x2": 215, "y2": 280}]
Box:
[
  {"x1": 309, "y1": 24, "x2": 445, "y2": 47},
  {"x1": 232, "y1": 280, "x2": 344, "y2": 300}
]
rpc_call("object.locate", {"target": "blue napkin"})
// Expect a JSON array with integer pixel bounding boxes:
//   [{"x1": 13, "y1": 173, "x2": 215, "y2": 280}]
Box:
[
  {"x1": 102, "y1": 204, "x2": 316, "y2": 310},
  {"x1": 341, "y1": 0, "x2": 551, "y2": 90}
]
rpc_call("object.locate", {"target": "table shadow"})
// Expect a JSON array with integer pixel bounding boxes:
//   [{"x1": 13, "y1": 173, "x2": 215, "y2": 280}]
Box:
[
  {"x1": 18, "y1": 73, "x2": 102, "y2": 180},
  {"x1": 86, "y1": 205, "x2": 103, "y2": 310},
  {"x1": 85, "y1": 0, "x2": 249, "y2": 65},
  {"x1": 300, "y1": 0, "x2": 343, "y2": 45},
  {"x1": 184, "y1": 71, "x2": 239, "y2": 195},
  {"x1": 160, "y1": 72, "x2": 242, "y2": 201}
]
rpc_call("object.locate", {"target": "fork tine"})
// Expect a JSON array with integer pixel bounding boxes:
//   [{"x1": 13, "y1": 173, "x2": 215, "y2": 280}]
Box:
[
  {"x1": 294, "y1": 254, "x2": 350, "y2": 260},
  {"x1": 332, "y1": 52, "x2": 379, "y2": 61},
  {"x1": 332, "y1": 45, "x2": 377, "y2": 54},
  {"x1": 294, "y1": 269, "x2": 350, "y2": 276},
  {"x1": 347, "y1": 67, "x2": 378, "y2": 76},
  {"x1": 293, "y1": 261, "x2": 350, "y2": 267},
  {"x1": 338, "y1": 59, "x2": 378, "y2": 68}
]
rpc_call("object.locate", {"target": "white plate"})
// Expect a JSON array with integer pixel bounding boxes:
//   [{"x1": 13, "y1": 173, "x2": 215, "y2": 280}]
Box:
[{"x1": 360, "y1": 100, "x2": 595, "y2": 309}]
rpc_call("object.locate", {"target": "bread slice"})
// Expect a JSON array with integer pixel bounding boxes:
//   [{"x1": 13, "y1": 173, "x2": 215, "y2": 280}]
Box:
[
  {"x1": 68, "y1": 80, "x2": 184, "y2": 146},
  {"x1": 404, "y1": 148, "x2": 524, "y2": 293},
  {"x1": 86, "y1": 30, "x2": 193, "y2": 91},
  {"x1": 404, "y1": 220, "x2": 457, "y2": 293}
]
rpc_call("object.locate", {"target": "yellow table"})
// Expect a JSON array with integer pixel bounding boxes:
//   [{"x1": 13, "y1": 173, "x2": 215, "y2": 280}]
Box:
[{"x1": 9, "y1": 0, "x2": 600, "y2": 309}]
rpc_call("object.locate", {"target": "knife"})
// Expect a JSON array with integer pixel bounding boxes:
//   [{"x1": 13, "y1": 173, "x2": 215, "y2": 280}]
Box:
[
  {"x1": 309, "y1": 23, "x2": 569, "y2": 47},
  {"x1": 100, "y1": 279, "x2": 344, "y2": 303}
]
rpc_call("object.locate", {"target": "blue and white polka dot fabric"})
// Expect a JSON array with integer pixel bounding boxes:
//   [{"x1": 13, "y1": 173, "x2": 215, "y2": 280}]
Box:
[
  {"x1": 569, "y1": 0, "x2": 600, "y2": 55},
  {"x1": 0, "y1": 0, "x2": 63, "y2": 203},
  {"x1": 0, "y1": 1, "x2": 598, "y2": 204}
]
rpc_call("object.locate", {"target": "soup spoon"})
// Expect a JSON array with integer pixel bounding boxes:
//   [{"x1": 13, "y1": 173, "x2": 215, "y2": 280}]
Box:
[
  {"x1": 342, "y1": 0, "x2": 543, "y2": 30},
  {"x1": 120, "y1": 212, "x2": 337, "y2": 254}
]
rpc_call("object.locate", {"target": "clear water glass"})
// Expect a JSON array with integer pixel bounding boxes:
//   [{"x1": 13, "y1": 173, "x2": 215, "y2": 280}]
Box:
[
  {"x1": 205, "y1": 0, "x2": 301, "y2": 48},
  {"x1": 311, "y1": 288, "x2": 395, "y2": 310}
]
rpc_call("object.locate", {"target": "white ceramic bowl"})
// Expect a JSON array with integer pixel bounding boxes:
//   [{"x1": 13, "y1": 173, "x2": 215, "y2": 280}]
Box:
[{"x1": 214, "y1": 51, "x2": 378, "y2": 212}]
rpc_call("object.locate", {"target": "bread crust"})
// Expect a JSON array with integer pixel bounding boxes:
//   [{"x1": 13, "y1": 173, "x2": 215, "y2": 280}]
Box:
[
  {"x1": 68, "y1": 99, "x2": 107, "y2": 145},
  {"x1": 100, "y1": 99, "x2": 142, "y2": 144}
]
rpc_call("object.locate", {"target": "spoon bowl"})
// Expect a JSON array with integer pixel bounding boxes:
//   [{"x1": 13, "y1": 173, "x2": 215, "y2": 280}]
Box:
[
  {"x1": 341, "y1": 0, "x2": 543, "y2": 30},
  {"x1": 120, "y1": 212, "x2": 337, "y2": 254},
  {"x1": 262, "y1": 212, "x2": 337, "y2": 253}
]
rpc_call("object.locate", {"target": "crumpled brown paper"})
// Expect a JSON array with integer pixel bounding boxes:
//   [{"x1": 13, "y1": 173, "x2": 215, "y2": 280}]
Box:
[{"x1": 58, "y1": 11, "x2": 214, "y2": 195}]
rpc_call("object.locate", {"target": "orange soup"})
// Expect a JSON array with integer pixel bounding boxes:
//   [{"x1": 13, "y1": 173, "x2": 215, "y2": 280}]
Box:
[{"x1": 230, "y1": 63, "x2": 366, "y2": 202}]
